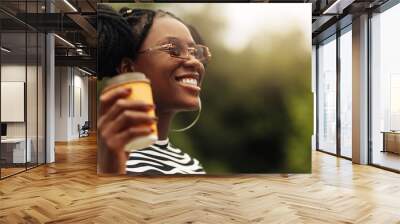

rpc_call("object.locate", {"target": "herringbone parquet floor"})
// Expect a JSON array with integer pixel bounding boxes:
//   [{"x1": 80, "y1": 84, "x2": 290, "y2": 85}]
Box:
[{"x1": 1, "y1": 135, "x2": 399, "y2": 223}]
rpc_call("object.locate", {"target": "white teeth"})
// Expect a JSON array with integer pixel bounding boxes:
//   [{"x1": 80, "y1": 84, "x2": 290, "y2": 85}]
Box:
[{"x1": 180, "y1": 78, "x2": 198, "y2": 86}]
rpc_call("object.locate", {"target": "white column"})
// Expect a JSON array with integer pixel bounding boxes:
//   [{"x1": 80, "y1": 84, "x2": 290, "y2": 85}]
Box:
[
  {"x1": 352, "y1": 14, "x2": 369, "y2": 164},
  {"x1": 46, "y1": 1, "x2": 55, "y2": 163},
  {"x1": 46, "y1": 33, "x2": 55, "y2": 163}
]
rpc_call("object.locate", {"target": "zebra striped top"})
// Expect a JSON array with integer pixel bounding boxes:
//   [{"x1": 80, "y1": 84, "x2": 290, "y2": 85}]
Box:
[{"x1": 126, "y1": 138, "x2": 206, "y2": 175}]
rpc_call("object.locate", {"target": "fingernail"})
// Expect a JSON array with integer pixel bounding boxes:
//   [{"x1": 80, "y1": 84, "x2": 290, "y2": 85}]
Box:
[
  {"x1": 123, "y1": 88, "x2": 131, "y2": 94},
  {"x1": 146, "y1": 104, "x2": 155, "y2": 110}
]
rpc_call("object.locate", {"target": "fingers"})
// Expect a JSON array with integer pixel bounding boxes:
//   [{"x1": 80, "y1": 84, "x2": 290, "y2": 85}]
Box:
[
  {"x1": 100, "y1": 99, "x2": 155, "y2": 128},
  {"x1": 99, "y1": 87, "x2": 131, "y2": 115},
  {"x1": 102, "y1": 110, "x2": 157, "y2": 138},
  {"x1": 98, "y1": 86, "x2": 158, "y2": 155},
  {"x1": 106, "y1": 126, "x2": 153, "y2": 153}
]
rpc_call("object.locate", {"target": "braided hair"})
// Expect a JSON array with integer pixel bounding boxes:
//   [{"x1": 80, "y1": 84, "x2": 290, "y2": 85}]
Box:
[
  {"x1": 98, "y1": 4, "x2": 205, "y2": 79},
  {"x1": 98, "y1": 4, "x2": 137, "y2": 78},
  {"x1": 121, "y1": 8, "x2": 204, "y2": 45}
]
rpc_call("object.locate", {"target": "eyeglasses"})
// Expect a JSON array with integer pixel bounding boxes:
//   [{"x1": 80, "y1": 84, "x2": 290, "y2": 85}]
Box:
[{"x1": 138, "y1": 42, "x2": 212, "y2": 64}]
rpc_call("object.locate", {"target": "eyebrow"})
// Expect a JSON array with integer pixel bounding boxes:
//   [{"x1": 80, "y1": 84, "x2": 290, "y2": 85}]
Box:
[{"x1": 158, "y1": 36, "x2": 195, "y2": 46}]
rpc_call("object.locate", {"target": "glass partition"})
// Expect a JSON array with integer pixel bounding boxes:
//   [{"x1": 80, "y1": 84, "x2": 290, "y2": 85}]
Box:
[
  {"x1": 26, "y1": 0, "x2": 45, "y2": 169},
  {"x1": 1, "y1": 32, "x2": 28, "y2": 177},
  {"x1": 317, "y1": 35, "x2": 337, "y2": 154},
  {"x1": 371, "y1": 3, "x2": 400, "y2": 171},
  {"x1": 27, "y1": 31, "x2": 38, "y2": 169},
  {"x1": 0, "y1": 0, "x2": 46, "y2": 179},
  {"x1": 339, "y1": 26, "x2": 352, "y2": 158}
]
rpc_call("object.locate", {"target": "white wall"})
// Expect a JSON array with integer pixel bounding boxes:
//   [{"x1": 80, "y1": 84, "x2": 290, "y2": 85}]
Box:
[
  {"x1": 55, "y1": 66, "x2": 69, "y2": 141},
  {"x1": 1, "y1": 63, "x2": 46, "y2": 164},
  {"x1": 54, "y1": 67, "x2": 89, "y2": 141},
  {"x1": 1, "y1": 65, "x2": 34, "y2": 137},
  {"x1": 1, "y1": 65, "x2": 26, "y2": 140},
  {"x1": 1, "y1": 65, "x2": 26, "y2": 128}
]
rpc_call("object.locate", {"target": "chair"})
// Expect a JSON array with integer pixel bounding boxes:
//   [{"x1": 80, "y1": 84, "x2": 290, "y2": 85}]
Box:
[{"x1": 79, "y1": 121, "x2": 90, "y2": 138}]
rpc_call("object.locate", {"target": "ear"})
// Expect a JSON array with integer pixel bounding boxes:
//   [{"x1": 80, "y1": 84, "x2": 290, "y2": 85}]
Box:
[{"x1": 116, "y1": 57, "x2": 136, "y2": 74}]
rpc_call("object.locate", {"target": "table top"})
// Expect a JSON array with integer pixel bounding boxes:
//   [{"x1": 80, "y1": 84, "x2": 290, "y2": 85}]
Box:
[
  {"x1": 381, "y1": 131, "x2": 400, "y2": 134},
  {"x1": 1, "y1": 138, "x2": 28, "y2": 143}
]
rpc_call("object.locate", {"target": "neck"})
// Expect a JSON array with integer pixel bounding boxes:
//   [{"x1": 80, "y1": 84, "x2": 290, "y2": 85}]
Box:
[{"x1": 156, "y1": 109, "x2": 175, "y2": 140}]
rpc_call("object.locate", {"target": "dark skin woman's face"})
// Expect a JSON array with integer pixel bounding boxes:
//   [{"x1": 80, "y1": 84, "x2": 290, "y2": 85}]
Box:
[{"x1": 132, "y1": 16, "x2": 205, "y2": 113}]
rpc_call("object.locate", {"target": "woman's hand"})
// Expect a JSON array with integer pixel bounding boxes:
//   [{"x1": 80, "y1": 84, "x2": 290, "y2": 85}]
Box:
[{"x1": 97, "y1": 87, "x2": 156, "y2": 174}]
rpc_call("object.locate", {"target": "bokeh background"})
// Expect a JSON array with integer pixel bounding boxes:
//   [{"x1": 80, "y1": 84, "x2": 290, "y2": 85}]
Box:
[{"x1": 103, "y1": 3, "x2": 312, "y2": 174}]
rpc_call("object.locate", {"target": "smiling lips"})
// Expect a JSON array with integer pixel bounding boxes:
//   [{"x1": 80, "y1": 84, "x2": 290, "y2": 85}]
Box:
[
  {"x1": 180, "y1": 78, "x2": 198, "y2": 85},
  {"x1": 175, "y1": 73, "x2": 201, "y2": 91}
]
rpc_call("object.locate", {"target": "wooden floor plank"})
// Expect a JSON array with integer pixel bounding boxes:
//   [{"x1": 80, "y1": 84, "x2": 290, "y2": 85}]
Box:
[{"x1": 0, "y1": 135, "x2": 399, "y2": 223}]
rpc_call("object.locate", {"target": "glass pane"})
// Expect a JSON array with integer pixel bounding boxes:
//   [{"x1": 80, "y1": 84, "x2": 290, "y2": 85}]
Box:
[
  {"x1": 26, "y1": 0, "x2": 38, "y2": 169},
  {"x1": 340, "y1": 28, "x2": 352, "y2": 158},
  {"x1": 1, "y1": 1, "x2": 46, "y2": 178},
  {"x1": 371, "y1": 3, "x2": 400, "y2": 171},
  {"x1": 1, "y1": 31, "x2": 27, "y2": 177},
  {"x1": 312, "y1": 45, "x2": 316, "y2": 151},
  {"x1": 318, "y1": 36, "x2": 337, "y2": 154},
  {"x1": 27, "y1": 31, "x2": 38, "y2": 169},
  {"x1": 0, "y1": 1, "x2": 28, "y2": 32}
]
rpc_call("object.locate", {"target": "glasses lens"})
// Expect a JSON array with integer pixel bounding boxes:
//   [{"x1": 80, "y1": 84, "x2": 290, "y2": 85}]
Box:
[
  {"x1": 169, "y1": 42, "x2": 192, "y2": 59},
  {"x1": 195, "y1": 46, "x2": 210, "y2": 62},
  {"x1": 168, "y1": 43, "x2": 181, "y2": 57},
  {"x1": 165, "y1": 42, "x2": 210, "y2": 63}
]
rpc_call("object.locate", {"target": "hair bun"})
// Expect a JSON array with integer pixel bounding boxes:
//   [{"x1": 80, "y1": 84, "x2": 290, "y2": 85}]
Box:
[{"x1": 119, "y1": 7, "x2": 131, "y2": 16}]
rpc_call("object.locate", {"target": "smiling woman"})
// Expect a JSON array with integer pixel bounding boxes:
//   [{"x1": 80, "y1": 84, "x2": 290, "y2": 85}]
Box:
[{"x1": 97, "y1": 4, "x2": 210, "y2": 175}]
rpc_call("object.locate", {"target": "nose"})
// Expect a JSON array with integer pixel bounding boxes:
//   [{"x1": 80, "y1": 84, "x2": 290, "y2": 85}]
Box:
[{"x1": 182, "y1": 54, "x2": 204, "y2": 71}]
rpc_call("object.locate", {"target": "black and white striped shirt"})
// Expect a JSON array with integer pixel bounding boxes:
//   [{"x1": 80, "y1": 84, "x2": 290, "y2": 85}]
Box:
[{"x1": 126, "y1": 138, "x2": 206, "y2": 175}]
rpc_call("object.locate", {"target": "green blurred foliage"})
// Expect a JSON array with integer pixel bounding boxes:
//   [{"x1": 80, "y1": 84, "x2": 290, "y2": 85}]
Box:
[{"x1": 106, "y1": 3, "x2": 312, "y2": 174}]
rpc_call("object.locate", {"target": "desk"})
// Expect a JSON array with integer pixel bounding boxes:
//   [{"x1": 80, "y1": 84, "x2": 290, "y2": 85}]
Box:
[
  {"x1": 382, "y1": 131, "x2": 400, "y2": 154},
  {"x1": 1, "y1": 138, "x2": 31, "y2": 163}
]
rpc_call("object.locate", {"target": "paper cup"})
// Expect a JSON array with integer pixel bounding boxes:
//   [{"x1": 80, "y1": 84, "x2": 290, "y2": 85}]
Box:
[{"x1": 102, "y1": 72, "x2": 157, "y2": 152}]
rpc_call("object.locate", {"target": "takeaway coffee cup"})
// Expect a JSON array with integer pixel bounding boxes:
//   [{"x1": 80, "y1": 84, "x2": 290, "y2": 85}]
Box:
[{"x1": 102, "y1": 72, "x2": 158, "y2": 152}]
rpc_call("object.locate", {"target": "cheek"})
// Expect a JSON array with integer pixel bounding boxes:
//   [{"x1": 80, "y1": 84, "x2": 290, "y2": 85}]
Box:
[
  {"x1": 149, "y1": 64, "x2": 176, "y2": 89},
  {"x1": 136, "y1": 59, "x2": 179, "y2": 100},
  {"x1": 136, "y1": 58, "x2": 174, "y2": 84}
]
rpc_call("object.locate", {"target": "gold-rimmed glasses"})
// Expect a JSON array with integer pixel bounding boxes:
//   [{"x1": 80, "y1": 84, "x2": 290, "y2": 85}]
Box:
[{"x1": 138, "y1": 41, "x2": 212, "y2": 64}]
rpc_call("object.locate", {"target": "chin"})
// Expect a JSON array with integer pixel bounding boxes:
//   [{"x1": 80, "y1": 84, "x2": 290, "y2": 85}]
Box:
[{"x1": 180, "y1": 97, "x2": 200, "y2": 111}]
